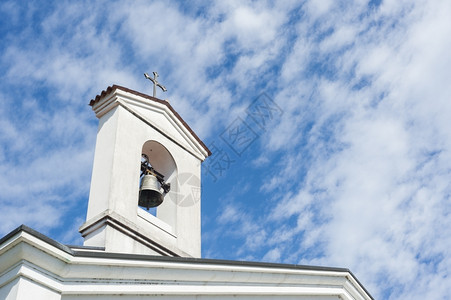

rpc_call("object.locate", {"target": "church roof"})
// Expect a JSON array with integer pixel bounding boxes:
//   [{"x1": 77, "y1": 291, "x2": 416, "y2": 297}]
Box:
[
  {"x1": 89, "y1": 85, "x2": 211, "y2": 157},
  {"x1": 0, "y1": 225, "x2": 347, "y2": 272},
  {"x1": 0, "y1": 225, "x2": 374, "y2": 299}
]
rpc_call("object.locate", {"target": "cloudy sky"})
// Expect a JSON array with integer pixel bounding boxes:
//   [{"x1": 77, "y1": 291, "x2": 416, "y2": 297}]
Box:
[{"x1": 1, "y1": 1, "x2": 450, "y2": 299}]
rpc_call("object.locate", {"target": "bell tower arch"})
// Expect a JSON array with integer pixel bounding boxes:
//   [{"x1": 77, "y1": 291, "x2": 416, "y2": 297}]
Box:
[
  {"x1": 79, "y1": 85, "x2": 210, "y2": 257},
  {"x1": 139, "y1": 140, "x2": 177, "y2": 228}
]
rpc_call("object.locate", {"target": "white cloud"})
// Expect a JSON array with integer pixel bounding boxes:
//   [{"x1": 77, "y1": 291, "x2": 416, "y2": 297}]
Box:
[
  {"x1": 217, "y1": 203, "x2": 243, "y2": 224},
  {"x1": 258, "y1": 1, "x2": 451, "y2": 298},
  {"x1": 304, "y1": 0, "x2": 334, "y2": 20},
  {"x1": 262, "y1": 247, "x2": 281, "y2": 262}
]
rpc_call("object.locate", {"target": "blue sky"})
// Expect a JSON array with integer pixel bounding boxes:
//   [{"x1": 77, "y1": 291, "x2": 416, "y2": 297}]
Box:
[{"x1": 1, "y1": 1, "x2": 450, "y2": 299}]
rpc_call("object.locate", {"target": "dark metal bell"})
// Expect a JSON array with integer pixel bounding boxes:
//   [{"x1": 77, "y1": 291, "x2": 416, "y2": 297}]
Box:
[{"x1": 138, "y1": 174, "x2": 163, "y2": 209}]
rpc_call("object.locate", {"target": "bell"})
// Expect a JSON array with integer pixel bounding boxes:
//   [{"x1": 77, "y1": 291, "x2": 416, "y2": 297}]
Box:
[{"x1": 138, "y1": 174, "x2": 164, "y2": 209}]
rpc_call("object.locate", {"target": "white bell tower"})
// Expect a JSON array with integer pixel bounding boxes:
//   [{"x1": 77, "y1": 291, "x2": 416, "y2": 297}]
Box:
[{"x1": 79, "y1": 85, "x2": 210, "y2": 258}]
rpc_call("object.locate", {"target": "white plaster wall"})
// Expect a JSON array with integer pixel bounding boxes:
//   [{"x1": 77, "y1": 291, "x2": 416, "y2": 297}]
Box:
[
  {"x1": 86, "y1": 107, "x2": 119, "y2": 221},
  {"x1": 104, "y1": 225, "x2": 163, "y2": 255},
  {"x1": 7, "y1": 277, "x2": 60, "y2": 300},
  {"x1": 0, "y1": 277, "x2": 19, "y2": 300},
  {"x1": 82, "y1": 224, "x2": 106, "y2": 247}
]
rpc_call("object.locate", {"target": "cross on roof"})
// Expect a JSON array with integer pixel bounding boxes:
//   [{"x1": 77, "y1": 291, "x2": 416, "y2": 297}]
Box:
[{"x1": 144, "y1": 72, "x2": 167, "y2": 98}]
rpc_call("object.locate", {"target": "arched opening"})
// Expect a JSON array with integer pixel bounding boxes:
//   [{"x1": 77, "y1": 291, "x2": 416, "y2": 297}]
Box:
[{"x1": 139, "y1": 141, "x2": 178, "y2": 230}]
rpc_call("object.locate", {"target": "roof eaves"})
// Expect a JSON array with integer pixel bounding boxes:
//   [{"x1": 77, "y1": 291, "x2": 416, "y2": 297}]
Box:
[
  {"x1": 0, "y1": 225, "x2": 374, "y2": 299},
  {"x1": 0, "y1": 224, "x2": 74, "y2": 255}
]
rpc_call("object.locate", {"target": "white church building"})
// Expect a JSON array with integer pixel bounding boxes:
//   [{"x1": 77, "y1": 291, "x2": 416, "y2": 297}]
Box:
[{"x1": 0, "y1": 85, "x2": 373, "y2": 299}]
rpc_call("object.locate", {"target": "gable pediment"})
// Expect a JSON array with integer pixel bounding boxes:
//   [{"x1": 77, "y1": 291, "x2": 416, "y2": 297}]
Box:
[{"x1": 90, "y1": 85, "x2": 211, "y2": 161}]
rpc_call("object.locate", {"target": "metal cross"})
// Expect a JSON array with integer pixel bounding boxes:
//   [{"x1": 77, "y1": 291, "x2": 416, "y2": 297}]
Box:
[{"x1": 144, "y1": 72, "x2": 167, "y2": 98}]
